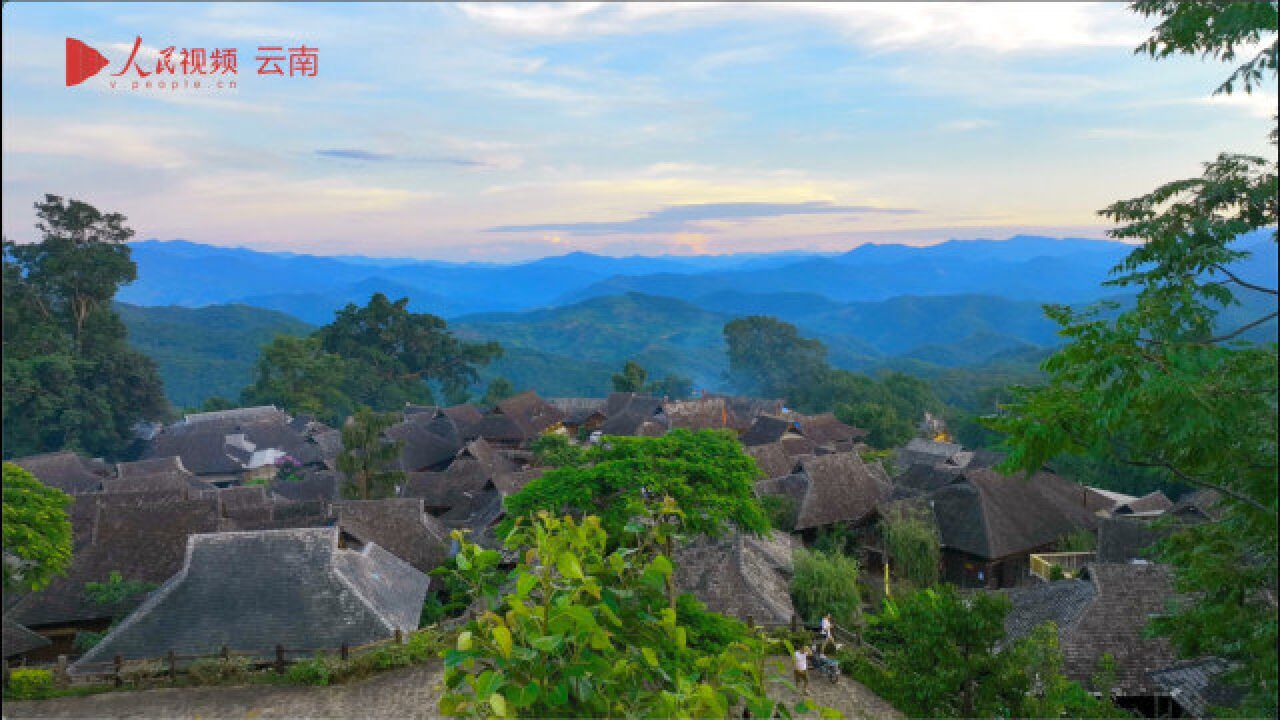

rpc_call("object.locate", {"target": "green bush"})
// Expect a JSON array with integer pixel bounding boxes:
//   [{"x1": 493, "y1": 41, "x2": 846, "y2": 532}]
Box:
[
  {"x1": 791, "y1": 548, "x2": 862, "y2": 628},
  {"x1": 1049, "y1": 564, "x2": 1066, "y2": 581},
  {"x1": 6, "y1": 668, "x2": 54, "y2": 699},
  {"x1": 675, "y1": 593, "x2": 751, "y2": 654},
  {"x1": 285, "y1": 653, "x2": 341, "y2": 686},
  {"x1": 118, "y1": 659, "x2": 166, "y2": 688},
  {"x1": 186, "y1": 655, "x2": 254, "y2": 685},
  {"x1": 881, "y1": 511, "x2": 940, "y2": 588}
]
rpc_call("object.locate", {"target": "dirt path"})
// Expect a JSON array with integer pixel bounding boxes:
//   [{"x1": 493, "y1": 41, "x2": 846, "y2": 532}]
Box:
[{"x1": 5, "y1": 658, "x2": 899, "y2": 719}]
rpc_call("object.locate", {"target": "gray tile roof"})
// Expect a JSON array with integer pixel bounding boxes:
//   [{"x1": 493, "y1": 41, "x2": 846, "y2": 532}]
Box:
[
  {"x1": 72, "y1": 527, "x2": 429, "y2": 669},
  {"x1": 1097, "y1": 517, "x2": 1172, "y2": 563},
  {"x1": 796, "y1": 413, "x2": 866, "y2": 446},
  {"x1": 1001, "y1": 579, "x2": 1096, "y2": 645},
  {"x1": 3, "y1": 616, "x2": 52, "y2": 658},
  {"x1": 1148, "y1": 657, "x2": 1245, "y2": 717},
  {"x1": 385, "y1": 411, "x2": 462, "y2": 472}
]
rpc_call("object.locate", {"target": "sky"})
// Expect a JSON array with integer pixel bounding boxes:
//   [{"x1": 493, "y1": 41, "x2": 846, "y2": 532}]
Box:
[{"x1": 1, "y1": 2, "x2": 1274, "y2": 261}]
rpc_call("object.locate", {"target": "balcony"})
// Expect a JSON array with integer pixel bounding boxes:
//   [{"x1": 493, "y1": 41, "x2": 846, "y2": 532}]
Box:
[{"x1": 1030, "y1": 551, "x2": 1096, "y2": 581}]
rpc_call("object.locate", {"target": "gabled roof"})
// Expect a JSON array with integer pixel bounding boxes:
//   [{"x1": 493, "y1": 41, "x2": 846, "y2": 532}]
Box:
[
  {"x1": 746, "y1": 442, "x2": 800, "y2": 480},
  {"x1": 714, "y1": 395, "x2": 787, "y2": 432},
  {"x1": 546, "y1": 397, "x2": 607, "y2": 425},
  {"x1": 385, "y1": 411, "x2": 462, "y2": 472},
  {"x1": 144, "y1": 413, "x2": 317, "y2": 476},
  {"x1": 740, "y1": 415, "x2": 797, "y2": 447},
  {"x1": 10, "y1": 451, "x2": 108, "y2": 495},
  {"x1": 930, "y1": 469, "x2": 1098, "y2": 559},
  {"x1": 3, "y1": 617, "x2": 52, "y2": 658},
  {"x1": 269, "y1": 469, "x2": 341, "y2": 503},
  {"x1": 756, "y1": 452, "x2": 890, "y2": 531},
  {"x1": 1148, "y1": 658, "x2": 1245, "y2": 717},
  {"x1": 796, "y1": 413, "x2": 866, "y2": 446},
  {"x1": 1169, "y1": 489, "x2": 1227, "y2": 522},
  {"x1": 896, "y1": 437, "x2": 966, "y2": 470},
  {"x1": 6, "y1": 497, "x2": 222, "y2": 628},
  {"x1": 673, "y1": 531, "x2": 797, "y2": 625},
  {"x1": 107, "y1": 457, "x2": 214, "y2": 497},
  {"x1": 1114, "y1": 491, "x2": 1173, "y2": 516},
  {"x1": 72, "y1": 527, "x2": 429, "y2": 668},
  {"x1": 470, "y1": 392, "x2": 565, "y2": 443},
  {"x1": 441, "y1": 404, "x2": 484, "y2": 431},
  {"x1": 896, "y1": 463, "x2": 964, "y2": 494},
  {"x1": 1002, "y1": 563, "x2": 1181, "y2": 698},
  {"x1": 335, "y1": 498, "x2": 451, "y2": 573},
  {"x1": 181, "y1": 405, "x2": 287, "y2": 426},
  {"x1": 663, "y1": 397, "x2": 731, "y2": 431}
]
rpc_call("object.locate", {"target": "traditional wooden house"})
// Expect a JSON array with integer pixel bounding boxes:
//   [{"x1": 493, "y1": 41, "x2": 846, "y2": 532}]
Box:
[
  {"x1": 10, "y1": 451, "x2": 110, "y2": 495},
  {"x1": 71, "y1": 527, "x2": 428, "y2": 670},
  {"x1": 546, "y1": 397, "x2": 608, "y2": 436},
  {"x1": 795, "y1": 412, "x2": 866, "y2": 451},
  {"x1": 4, "y1": 497, "x2": 223, "y2": 658},
  {"x1": 928, "y1": 469, "x2": 1099, "y2": 588},
  {"x1": 385, "y1": 408, "x2": 463, "y2": 473},
  {"x1": 3, "y1": 617, "x2": 51, "y2": 663},
  {"x1": 469, "y1": 392, "x2": 565, "y2": 447},
  {"x1": 673, "y1": 531, "x2": 797, "y2": 625},
  {"x1": 599, "y1": 393, "x2": 668, "y2": 436},
  {"x1": 333, "y1": 498, "x2": 452, "y2": 574},
  {"x1": 755, "y1": 452, "x2": 891, "y2": 537},
  {"x1": 1003, "y1": 563, "x2": 1195, "y2": 716}
]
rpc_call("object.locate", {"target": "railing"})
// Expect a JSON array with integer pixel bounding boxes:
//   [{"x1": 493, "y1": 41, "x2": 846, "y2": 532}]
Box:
[
  {"x1": 1030, "y1": 551, "x2": 1096, "y2": 581},
  {"x1": 4, "y1": 626, "x2": 440, "y2": 690}
]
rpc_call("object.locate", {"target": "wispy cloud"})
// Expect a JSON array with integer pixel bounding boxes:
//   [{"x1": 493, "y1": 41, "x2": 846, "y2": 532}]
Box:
[
  {"x1": 939, "y1": 119, "x2": 994, "y2": 132},
  {"x1": 489, "y1": 201, "x2": 917, "y2": 235}
]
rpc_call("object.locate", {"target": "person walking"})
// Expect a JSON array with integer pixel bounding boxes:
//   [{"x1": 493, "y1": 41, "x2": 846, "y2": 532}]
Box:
[
  {"x1": 820, "y1": 613, "x2": 834, "y2": 654},
  {"x1": 793, "y1": 645, "x2": 810, "y2": 694}
]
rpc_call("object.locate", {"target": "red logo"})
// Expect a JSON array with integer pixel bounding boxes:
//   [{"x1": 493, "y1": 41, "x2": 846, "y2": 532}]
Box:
[{"x1": 65, "y1": 38, "x2": 109, "y2": 86}]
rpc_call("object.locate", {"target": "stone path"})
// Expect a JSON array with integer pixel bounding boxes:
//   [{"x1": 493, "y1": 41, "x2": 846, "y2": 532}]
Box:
[{"x1": 5, "y1": 658, "x2": 899, "y2": 719}]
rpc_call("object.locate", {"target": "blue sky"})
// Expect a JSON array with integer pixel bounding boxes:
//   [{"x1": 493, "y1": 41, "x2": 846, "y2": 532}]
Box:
[{"x1": 2, "y1": 2, "x2": 1274, "y2": 260}]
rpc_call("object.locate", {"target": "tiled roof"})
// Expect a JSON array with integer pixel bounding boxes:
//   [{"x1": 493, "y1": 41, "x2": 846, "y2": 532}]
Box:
[
  {"x1": 334, "y1": 498, "x2": 451, "y2": 573},
  {"x1": 1148, "y1": 657, "x2": 1245, "y2": 717},
  {"x1": 71, "y1": 527, "x2": 429, "y2": 668},
  {"x1": 10, "y1": 451, "x2": 107, "y2": 495},
  {"x1": 756, "y1": 452, "x2": 889, "y2": 531}
]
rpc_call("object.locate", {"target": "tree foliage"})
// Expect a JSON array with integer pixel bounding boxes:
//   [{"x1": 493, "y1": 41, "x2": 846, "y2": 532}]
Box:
[
  {"x1": 3, "y1": 196, "x2": 169, "y2": 459},
  {"x1": 502, "y1": 429, "x2": 769, "y2": 541},
  {"x1": 790, "y1": 549, "x2": 861, "y2": 630},
  {"x1": 2, "y1": 462, "x2": 73, "y2": 593},
  {"x1": 440, "y1": 503, "x2": 824, "y2": 719},
  {"x1": 481, "y1": 377, "x2": 517, "y2": 407},
  {"x1": 336, "y1": 407, "x2": 405, "y2": 500},
  {"x1": 723, "y1": 316, "x2": 941, "y2": 448},
  {"x1": 243, "y1": 293, "x2": 501, "y2": 423},
  {"x1": 611, "y1": 360, "x2": 648, "y2": 393},
  {"x1": 859, "y1": 586, "x2": 1122, "y2": 718},
  {"x1": 881, "y1": 511, "x2": 940, "y2": 589},
  {"x1": 989, "y1": 3, "x2": 1277, "y2": 713}
]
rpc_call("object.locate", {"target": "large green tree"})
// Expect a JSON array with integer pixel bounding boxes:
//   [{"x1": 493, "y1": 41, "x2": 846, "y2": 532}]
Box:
[
  {"x1": 990, "y1": 2, "x2": 1277, "y2": 713},
  {"x1": 3, "y1": 196, "x2": 168, "y2": 459},
  {"x1": 2, "y1": 462, "x2": 73, "y2": 593},
  {"x1": 243, "y1": 293, "x2": 501, "y2": 422},
  {"x1": 502, "y1": 429, "x2": 769, "y2": 541}
]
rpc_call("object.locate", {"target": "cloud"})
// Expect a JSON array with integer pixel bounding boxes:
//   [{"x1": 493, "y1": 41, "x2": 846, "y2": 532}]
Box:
[
  {"x1": 1, "y1": 118, "x2": 197, "y2": 169},
  {"x1": 315, "y1": 148, "x2": 495, "y2": 168},
  {"x1": 488, "y1": 200, "x2": 917, "y2": 235},
  {"x1": 457, "y1": 2, "x2": 1147, "y2": 53},
  {"x1": 938, "y1": 119, "x2": 994, "y2": 132}
]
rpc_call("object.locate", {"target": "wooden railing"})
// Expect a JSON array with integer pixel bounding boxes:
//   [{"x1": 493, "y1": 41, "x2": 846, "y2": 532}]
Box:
[
  {"x1": 1030, "y1": 551, "x2": 1096, "y2": 581},
  {"x1": 5, "y1": 626, "x2": 441, "y2": 690}
]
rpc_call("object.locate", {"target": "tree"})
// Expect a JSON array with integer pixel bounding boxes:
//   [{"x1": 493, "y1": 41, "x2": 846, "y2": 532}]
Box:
[
  {"x1": 880, "y1": 509, "x2": 940, "y2": 589},
  {"x1": 645, "y1": 373, "x2": 694, "y2": 400},
  {"x1": 319, "y1": 293, "x2": 502, "y2": 408},
  {"x1": 501, "y1": 429, "x2": 770, "y2": 541},
  {"x1": 241, "y1": 335, "x2": 352, "y2": 424},
  {"x1": 989, "y1": 3, "x2": 1277, "y2": 713},
  {"x1": 723, "y1": 316, "x2": 827, "y2": 399},
  {"x1": 3, "y1": 196, "x2": 169, "y2": 459},
  {"x1": 481, "y1": 377, "x2": 517, "y2": 407},
  {"x1": 610, "y1": 360, "x2": 648, "y2": 393},
  {"x1": 790, "y1": 549, "x2": 861, "y2": 629},
  {"x1": 440, "y1": 503, "x2": 824, "y2": 719},
  {"x1": 336, "y1": 407, "x2": 405, "y2": 500},
  {"x1": 2, "y1": 462, "x2": 73, "y2": 593},
  {"x1": 529, "y1": 432, "x2": 585, "y2": 468}
]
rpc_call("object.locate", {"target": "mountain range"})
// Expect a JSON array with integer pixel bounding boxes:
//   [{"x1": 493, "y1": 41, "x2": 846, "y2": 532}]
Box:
[{"x1": 116, "y1": 232, "x2": 1277, "y2": 407}]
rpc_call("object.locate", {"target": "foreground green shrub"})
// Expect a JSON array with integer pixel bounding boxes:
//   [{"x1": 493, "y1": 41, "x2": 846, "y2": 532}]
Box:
[
  {"x1": 791, "y1": 548, "x2": 861, "y2": 629},
  {"x1": 881, "y1": 511, "x2": 940, "y2": 588},
  {"x1": 286, "y1": 653, "x2": 342, "y2": 686},
  {"x1": 6, "y1": 668, "x2": 54, "y2": 699}
]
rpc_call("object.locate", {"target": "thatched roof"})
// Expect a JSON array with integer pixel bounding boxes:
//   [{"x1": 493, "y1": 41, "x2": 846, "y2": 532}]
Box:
[
  {"x1": 756, "y1": 452, "x2": 890, "y2": 531},
  {"x1": 664, "y1": 397, "x2": 733, "y2": 431},
  {"x1": 441, "y1": 404, "x2": 484, "y2": 432},
  {"x1": 796, "y1": 413, "x2": 866, "y2": 446},
  {"x1": 106, "y1": 457, "x2": 214, "y2": 497},
  {"x1": 470, "y1": 392, "x2": 565, "y2": 444},
  {"x1": 385, "y1": 411, "x2": 462, "y2": 472},
  {"x1": 334, "y1": 498, "x2": 451, "y2": 573},
  {"x1": 673, "y1": 531, "x2": 796, "y2": 625},
  {"x1": 746, "y1": 442, "x2": 799, "y2": 480},
  {"x1": 546, "y1": 397, "x2": 608, "y2": 425},
  {"x1": 930, "y1": 469, "x2": 1098, "y2": 560},
  {"x1": 740, "y1": 415, "x2": 797, "y2": 447},
  {"x1": 72, "y1": 527, "x2": 428, "y2": 669},
  {"x1": 896, "y1": 437, "x2": 966, "y2": 470},
  {"x1": 10, "y1": 451, "x2": 109, "y2": 495}
]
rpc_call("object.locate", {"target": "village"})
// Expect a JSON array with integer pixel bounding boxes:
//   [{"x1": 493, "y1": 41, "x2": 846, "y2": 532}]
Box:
[{"x1": 3, "y1": 391, "x2": 1235, "y2": 717}]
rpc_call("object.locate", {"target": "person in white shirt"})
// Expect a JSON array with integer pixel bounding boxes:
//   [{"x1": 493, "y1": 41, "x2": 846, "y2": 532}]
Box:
[
  {"x1": 820, "y1": 613, "x2": 834, "y2": 653},
  {"x1": 793, "y1": 646, "x2": 810, "y2": 693}
]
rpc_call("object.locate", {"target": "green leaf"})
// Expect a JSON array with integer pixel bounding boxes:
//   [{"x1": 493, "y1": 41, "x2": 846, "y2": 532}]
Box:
[
  {"x1": 456, "y1": 630, "x2": 473, "y2": 651},
  {"x1": 493, "y1": 625, "x2": 513, "y2": 659},
  {"x1": 557, "y1": 552, "x2": 584, "y2": 580},
  {"x1": 642, "y1": 647, "x2": 659, "y2": 667},
  {"x1": 489, "y1": 692, "x2": 508, "y2": 717}
]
